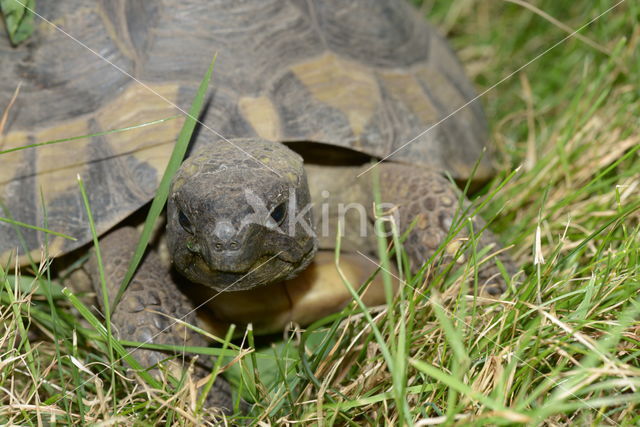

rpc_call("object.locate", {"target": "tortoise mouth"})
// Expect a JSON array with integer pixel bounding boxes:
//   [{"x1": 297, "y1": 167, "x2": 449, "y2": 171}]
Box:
[
  {"x1": 187, "y1": 255, "x2": 297, "y2": 292},
  {"x1": 209, "y1": 271, "x2": 255, "y2": 291},
  {"x1": 175, "y1": 239, "x2": 317, "y2": 292},
  {"x1": 212, "y1": 271, "x2": 248, "y2": 286}
]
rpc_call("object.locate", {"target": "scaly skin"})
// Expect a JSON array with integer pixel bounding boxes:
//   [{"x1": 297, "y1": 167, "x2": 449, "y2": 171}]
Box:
[
  {"x1": 367, "y1": 163, "x2": 515, "y2": 294},
  {"x1": 87, "y1": 226, "x2": 234, "y2": 413},
  {"x1": 305, "y1": 161, "x2": 516, "y2": 293}
]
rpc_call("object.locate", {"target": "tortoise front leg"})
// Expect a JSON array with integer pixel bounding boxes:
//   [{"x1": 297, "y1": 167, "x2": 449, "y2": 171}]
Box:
[
  {"x1": 86, "y1": 226, "x2": 233, "y2": 412},
  {"x1": 367, "y1": 163, "x2": 516, "y2": 295}
]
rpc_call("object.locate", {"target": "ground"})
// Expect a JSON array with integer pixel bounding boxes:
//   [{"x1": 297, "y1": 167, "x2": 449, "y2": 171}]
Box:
[{"x1": 1, "y1": 0, "x2": 639, "y2": 425}]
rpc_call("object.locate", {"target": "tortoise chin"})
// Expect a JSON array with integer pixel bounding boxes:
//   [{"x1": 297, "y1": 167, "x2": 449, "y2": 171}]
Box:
[
  {"x1": 177, "y1": 254, "x2": 309, "y2": 292},
  {"x1": 169, "y1": 233, "x2": 318, "y2": 291}
]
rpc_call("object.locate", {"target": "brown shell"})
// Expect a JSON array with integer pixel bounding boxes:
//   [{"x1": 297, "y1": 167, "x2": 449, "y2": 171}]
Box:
[{"x1": 0, "y1": 0, "x2": 491, "y2": 263}]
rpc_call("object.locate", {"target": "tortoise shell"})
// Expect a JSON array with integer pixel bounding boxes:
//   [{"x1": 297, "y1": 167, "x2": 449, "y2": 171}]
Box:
[{"x1": 0, "y1": 0, "x2": 491, "y2": 264}]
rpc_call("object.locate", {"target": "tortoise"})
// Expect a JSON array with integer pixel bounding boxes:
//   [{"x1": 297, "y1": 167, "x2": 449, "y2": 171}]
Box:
[{"x1": 0, "y1": 0, "x2": 515, "y2": 411}]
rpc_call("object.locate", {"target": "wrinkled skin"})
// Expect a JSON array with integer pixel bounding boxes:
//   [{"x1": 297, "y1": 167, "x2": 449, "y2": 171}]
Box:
[{"x1": 167, "y1": 140, "x2": 317, "y2": 291}]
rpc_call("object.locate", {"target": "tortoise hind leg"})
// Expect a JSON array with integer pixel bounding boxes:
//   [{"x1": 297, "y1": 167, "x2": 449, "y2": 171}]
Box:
[
  {"x1": 86, "y1": 226, "x2": 234, "y2": 412},
  {"x1": 368, "y1": 163, "x2": 516, "y2": 295}
]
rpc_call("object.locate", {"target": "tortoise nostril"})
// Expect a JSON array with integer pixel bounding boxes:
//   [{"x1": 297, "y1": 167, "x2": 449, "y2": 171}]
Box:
[
  {"x1": 214, "y1": 221, "x2": 236, "y2": 241},
  {"x1": 211, "y1": 240, "x2": 240, "y2": 252},
  {"x1": 211, "y1": 220, "x2": 243, "y2": 251}
]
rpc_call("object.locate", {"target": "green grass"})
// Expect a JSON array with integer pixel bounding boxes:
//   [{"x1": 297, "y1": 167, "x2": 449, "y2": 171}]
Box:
[{"x1": 2, "y1": 0, "x2": 639, "y2": 425}]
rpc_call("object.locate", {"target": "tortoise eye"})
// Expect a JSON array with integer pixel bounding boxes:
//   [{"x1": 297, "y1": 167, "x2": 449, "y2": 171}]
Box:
[
  {"x1": 270, "y1": 202, "x2": 287, "y2": 225},
  {"x1": 178, "y1": 209, "x2": 194, "y2": 234}
]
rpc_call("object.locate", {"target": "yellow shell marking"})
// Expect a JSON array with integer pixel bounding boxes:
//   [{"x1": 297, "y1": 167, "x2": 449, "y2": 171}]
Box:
[
  {"x1": 238, "y1": 96, "x2": 281, "y2": 141},
  {"x1": 95, "y1": 83, "x2": 183, "y2": 175},
  {"x1": 1, "y1": 83, "x2": 182, "y2": 265},
  {"x1": 414, "y1": 64, "x2": 493, "y2": 179},
  {"x1": 414, "y1": 64, "x2": 467, "y2": 118},
  {"x1": 34, "y1": 119, "x2": 90, "y2": 196},
  {"x1": 0, "y1": 131, "x2": 28, "y2": 184},
  {"x1": 379, "y1": 70, "x2": 439, "y2": 123},
  {"x1": 291, "y1": 52, "x2": 380, "y2": 138}
]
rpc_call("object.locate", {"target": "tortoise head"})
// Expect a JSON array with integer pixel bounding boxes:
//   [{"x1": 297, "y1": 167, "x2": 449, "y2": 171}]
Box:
[{"x1": 167, "y1": 138, "x2": 317, "y2": 291}]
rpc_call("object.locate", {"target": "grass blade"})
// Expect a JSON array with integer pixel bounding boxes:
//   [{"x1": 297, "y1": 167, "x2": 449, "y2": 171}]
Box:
[
  {"x1": 62, "y1": 288, "x2": 161, "y2": 389},
  {"x1": 0, "y1": 216, "x2": 76, "y2": 241},
  {"x1": 0, "y1": 115, "x2": 180, "y2": 155},
  {"x1": 114, "y1": 55, "x2": 217, "y2": 307}
]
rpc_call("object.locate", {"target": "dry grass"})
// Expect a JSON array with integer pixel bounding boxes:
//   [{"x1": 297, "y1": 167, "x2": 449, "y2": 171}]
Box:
[{"x1": 2, "y1": 0, "x2": 640, "y2": 425}]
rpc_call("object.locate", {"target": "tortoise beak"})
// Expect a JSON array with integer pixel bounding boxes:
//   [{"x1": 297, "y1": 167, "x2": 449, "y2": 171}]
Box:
[{"x1": 199, "y1": 223, "x2": 263, "y2": 273}]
